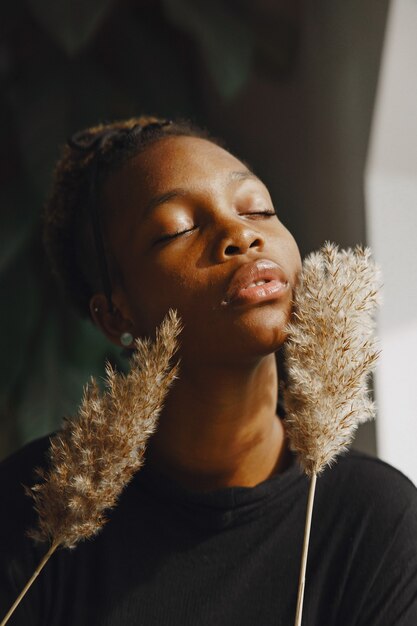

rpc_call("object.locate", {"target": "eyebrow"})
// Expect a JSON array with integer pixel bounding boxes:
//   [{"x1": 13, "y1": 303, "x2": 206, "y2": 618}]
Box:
[{"x1": 143, "y1": 169, "x2": 261, "y2": 217}]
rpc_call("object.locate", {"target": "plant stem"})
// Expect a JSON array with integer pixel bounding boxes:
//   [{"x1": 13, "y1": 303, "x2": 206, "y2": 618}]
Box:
[
  {"x1": 0, "y1": 542, "x2": 59, "y2": 626},
  {"x1": 294, "y1": 472, "x2": 317, "y2": 626}
]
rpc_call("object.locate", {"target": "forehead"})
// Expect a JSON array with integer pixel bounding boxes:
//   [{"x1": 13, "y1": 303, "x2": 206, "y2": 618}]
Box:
[{"x1": 102, "y1": 136, "x2": 248, "y2": 214}]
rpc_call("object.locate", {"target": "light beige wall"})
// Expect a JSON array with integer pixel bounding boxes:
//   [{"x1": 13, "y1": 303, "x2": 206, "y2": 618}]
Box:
[{"x1": 366, "y1": 0, "x2": 417, "y2": 484}]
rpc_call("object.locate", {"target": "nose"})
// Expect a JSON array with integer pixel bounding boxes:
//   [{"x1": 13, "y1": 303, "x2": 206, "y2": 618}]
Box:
[{"x1": 212, "y1": 219, "x2": 265, "y2": 262}]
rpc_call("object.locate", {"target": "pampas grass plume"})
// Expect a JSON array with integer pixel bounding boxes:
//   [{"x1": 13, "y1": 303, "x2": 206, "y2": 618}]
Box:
[
  {"x1": 284, "y1": 241, "x2": 381, "y2": 477},
  {"x1": 283, "y1": 242, "x2": 382, "y2": 626},
  {"x1": 1, "y1": 309, "x2": 182, "y2": 626},
  {"x1": 28, "y1": 308, "x2": 182, "y2": 548}
]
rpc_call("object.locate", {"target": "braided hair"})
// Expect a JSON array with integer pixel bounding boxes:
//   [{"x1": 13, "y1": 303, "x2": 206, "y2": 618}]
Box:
[{"x1": 43, "y1": 115, "x2": 213, "y2": 318}]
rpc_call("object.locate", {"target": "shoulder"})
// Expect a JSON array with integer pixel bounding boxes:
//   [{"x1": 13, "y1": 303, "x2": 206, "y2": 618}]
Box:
[
  {"x1": 320, "y1": 448, "x2": 417, "y2": 511},
  {"x1": 317, "y1": 448, "x2": 417, "y2": 523},
  {"x1": 0, "y1": 437, "x2": 54, "y2": 618},
  {"x1": 328, "y1": 454, "x2": 417, "y2": 625},
  {"x1": 310, "y1": 450, "x2": 417, "y2": 624},
  {"x1": 0, "y1": 435, "x2": 52, "y2": 490},
  {"x1": 315, "y1": 449, "x2": 417, "y2": 557},
  {"x1": 0, "y1": 436, "x2": 53, "y2": 536},
  {"x1": 0, "y1": 435, "x2": 52, "y2": 474}
]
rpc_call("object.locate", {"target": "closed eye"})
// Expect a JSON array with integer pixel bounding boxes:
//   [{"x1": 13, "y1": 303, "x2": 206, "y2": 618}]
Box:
[
  {"x1": 242, "y1": 210, "x2": 276, "y2": 218},
  {"x1": 154, "y1": 227, "x2": 196, "y2": 245},
  {"x1": 154, "y1": 211, "x2": 275, "y2": 245}
]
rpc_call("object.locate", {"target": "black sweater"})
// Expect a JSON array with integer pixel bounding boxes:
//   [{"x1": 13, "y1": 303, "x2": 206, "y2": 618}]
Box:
[{"x1": 1, "y1": 435, "x2": 417, "y2": 625}]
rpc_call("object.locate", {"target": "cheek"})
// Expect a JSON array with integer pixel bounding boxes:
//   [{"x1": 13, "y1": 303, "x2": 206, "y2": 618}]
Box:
[
  {"x1": 126, "y1": 256, "x2": 204, "y2": 334},
  {"x1": 277, "y1": 230, "x2": 302, "y2": 286}
]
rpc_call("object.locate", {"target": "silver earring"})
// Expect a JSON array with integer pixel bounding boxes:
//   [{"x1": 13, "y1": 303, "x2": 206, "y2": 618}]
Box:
[{"x1": 120, "y1": 332, "x2": 134, "y2": 347}]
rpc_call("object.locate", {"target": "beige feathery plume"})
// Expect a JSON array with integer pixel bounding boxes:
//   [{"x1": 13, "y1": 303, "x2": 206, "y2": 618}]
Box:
[
  {"x1": 283, "y1": 242, "x2": 381, "y2": 626},
  {"x1": 284, "y1": 241, "x2": 381, "y2": 476},
  {"x1": 1, "y1": 309, "x2": 182, "y2": 626}
]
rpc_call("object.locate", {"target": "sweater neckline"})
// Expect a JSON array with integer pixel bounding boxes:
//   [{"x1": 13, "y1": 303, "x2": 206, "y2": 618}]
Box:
[{"x1": 133, "y1": 446, "x2": 304, "y2": 529}]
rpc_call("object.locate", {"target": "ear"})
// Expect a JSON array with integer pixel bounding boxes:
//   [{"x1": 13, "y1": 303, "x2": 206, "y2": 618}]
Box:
[{"x1": 89, "y1": 292, "x2": 135, "y2": 348}]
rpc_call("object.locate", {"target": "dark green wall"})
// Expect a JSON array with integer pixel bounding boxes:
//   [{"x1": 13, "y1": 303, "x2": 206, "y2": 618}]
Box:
[{"x1": 0, "y1": 0, "x2": 388, "y2": 459}]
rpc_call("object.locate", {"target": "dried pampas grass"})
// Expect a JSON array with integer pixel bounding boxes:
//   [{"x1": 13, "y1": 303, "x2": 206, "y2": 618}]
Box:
[
  {"x1": 1, "y1": 309, "x2": 182, "y2": 626},
  {"x1": 28, "y1": 308, "x2": 181, "y2": 548},
  {"x1": 2, "y1": 243, "x2": 382, "y2": 626},
  {"x1": 284, "y1": 241, "x2": 381, "y2": 476},
  {"x1": 284, "y1": 242, "x2": 382, "y2": 626}
]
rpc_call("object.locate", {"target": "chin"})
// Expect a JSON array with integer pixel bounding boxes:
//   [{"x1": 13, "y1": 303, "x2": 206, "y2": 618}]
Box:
[
  {"x1": 234, "y1": 315, "x2": 289, "y2": 358},
  {"x1": 186, "y1": 305, "x2": 291, "y2": 366}
]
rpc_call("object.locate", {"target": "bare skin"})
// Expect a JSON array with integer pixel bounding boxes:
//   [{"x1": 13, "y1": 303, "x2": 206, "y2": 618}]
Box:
[{"x1": 91, "y1": 136, "x2": 302, "y2": 491}]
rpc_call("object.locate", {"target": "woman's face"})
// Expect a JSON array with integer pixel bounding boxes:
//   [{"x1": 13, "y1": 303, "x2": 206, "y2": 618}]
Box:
[{"x1": 101, "y1": 136, "x2": 302, "y2": 367}]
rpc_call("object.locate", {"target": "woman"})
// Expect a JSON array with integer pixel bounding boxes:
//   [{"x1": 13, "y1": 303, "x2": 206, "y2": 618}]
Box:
[{"x1": 1, "y1": 116, "x2": 416, "y2": 625}]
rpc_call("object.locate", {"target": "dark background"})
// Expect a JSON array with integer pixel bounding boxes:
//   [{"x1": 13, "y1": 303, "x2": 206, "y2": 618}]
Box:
[{"x1": 0, "y1": 0, "x2": 389, "y2": 460}]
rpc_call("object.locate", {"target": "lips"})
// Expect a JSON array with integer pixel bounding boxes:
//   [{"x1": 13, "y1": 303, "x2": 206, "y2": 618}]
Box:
[{"x1": 222, "y1": 259, "x2": 290, "y2": 306}]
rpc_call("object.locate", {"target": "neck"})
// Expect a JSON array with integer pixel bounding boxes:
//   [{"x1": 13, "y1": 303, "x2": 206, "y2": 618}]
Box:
[{"x1": 146, "y1": 353, "x2": 289, "y2": 492}]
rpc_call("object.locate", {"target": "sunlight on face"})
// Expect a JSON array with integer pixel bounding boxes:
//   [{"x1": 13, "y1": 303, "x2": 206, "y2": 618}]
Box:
[{"x1": 102, "y1": 136, "x2": 302, "y2": 366}]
